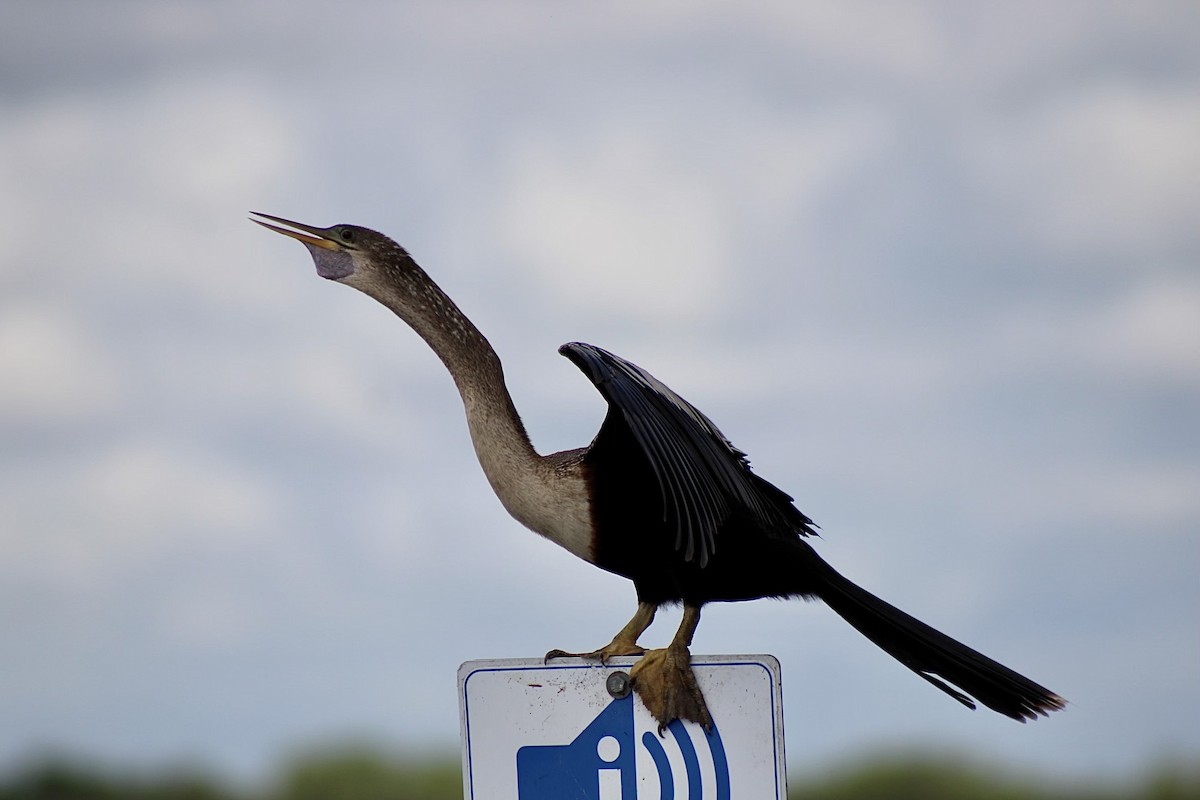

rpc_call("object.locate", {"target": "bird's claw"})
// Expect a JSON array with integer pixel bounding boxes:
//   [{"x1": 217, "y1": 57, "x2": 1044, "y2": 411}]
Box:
[{"x1": 544, "y1": 639, "x2": 647, "y2": 665}]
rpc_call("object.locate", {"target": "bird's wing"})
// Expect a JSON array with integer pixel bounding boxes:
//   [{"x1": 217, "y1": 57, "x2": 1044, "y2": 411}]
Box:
[{"x1": 560, "y1": 342, "x2": 814, "y2": 567}]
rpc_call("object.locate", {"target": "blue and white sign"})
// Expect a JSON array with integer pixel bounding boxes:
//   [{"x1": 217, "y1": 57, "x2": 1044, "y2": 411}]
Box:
[{"x1": 458, "y1": 655, "x2": 786, "y2": 799}]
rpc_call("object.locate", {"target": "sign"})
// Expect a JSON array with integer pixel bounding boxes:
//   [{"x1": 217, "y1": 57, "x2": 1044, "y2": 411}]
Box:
[{"x1": 458, "y1": 655, "x2": 787, "y2": 799}]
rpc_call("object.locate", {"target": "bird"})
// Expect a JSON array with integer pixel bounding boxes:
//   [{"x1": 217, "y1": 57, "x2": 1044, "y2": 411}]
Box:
[{"x1": 251, "y1": 212, "x2": 1066, "y2": 731}]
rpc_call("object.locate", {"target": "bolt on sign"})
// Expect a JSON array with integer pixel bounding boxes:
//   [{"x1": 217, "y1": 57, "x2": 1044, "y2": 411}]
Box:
[{"x1": 458, "y1": 655, "x2": 787, "y2": 799}]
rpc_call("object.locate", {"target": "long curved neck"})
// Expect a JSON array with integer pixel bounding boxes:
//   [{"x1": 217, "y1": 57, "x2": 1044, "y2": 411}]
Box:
[
  {"x1": 346, "y1": 250, "x2": 595, "y2": 562},
  {"x1": 351, "y1": 254, "x2": 543, "y2": 492}
]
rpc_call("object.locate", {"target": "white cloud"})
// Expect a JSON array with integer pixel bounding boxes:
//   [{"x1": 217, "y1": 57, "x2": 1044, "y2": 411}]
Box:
[
  {"x1": 1096, "y1": 272, "x2": 1200, "y2": 381},
  {"x1": 0, "y1": 440, "x2": 283, "y2": 593},
  {"x1": 1065, "y1": 462, "x2": 1200, "y2": 529},
  {"x1": 156, "y1": 582, "x2": 264, "y2": 650},
  {"x1": 498, "y1": 131, "x2": 733, "y2": 323},
  {"x1": 78, "y1": 440, "x2": 274, "y2": 535},
  {"x1": 0, "y1": 303, "x2": 124, "y2": 423},
  {"x1": 989, "y1": 271, "x2": 1200, "y2": 385},
  {"x1": 493, "y1": 98, "x2": 894, "y2": 332},
  {"x1": 0, "y1": 73, "x2": 303, "y2": 310},
  {"x1": 969, "y1": 85, "x2": 1200, "y2": 258}
]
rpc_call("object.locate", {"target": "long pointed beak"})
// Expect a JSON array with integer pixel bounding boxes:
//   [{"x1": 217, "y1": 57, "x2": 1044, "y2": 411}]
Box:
[{"x1": 249, "y1": 212, "x2": 342, "y2": 250}]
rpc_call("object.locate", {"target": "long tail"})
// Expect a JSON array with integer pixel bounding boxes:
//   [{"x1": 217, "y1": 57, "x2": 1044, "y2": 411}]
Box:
[{"x1": 805, "y1": 550, "x2": 1066, "y2": 722}]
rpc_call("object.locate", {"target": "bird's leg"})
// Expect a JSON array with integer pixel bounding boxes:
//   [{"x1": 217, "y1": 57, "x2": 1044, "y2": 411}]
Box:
[
  {"x1": 545, "y1": 602, "x2": 656, "y2": 663},
  {"x1": 630, "y1": 605, "x2": 713, "y2": 733}
]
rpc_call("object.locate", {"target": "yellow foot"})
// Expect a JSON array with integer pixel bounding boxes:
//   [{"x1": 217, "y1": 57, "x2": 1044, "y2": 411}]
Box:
[
  {"x1": 629, "y1": 645, "x2": 713, "y2": 733},
  {"x1": 544, "y1": 639, "x2": 646, "y2": 665}
]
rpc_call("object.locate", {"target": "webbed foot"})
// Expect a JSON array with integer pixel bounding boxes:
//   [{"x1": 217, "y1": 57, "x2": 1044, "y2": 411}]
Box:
[{"x1": 629, "y1": 643, "x2": 713, "y2": 732}]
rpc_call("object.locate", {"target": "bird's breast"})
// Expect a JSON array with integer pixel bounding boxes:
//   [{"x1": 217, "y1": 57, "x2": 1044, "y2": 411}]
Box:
[{"x1": 471, "y1": 441, "x2": 596, "y2": 564}]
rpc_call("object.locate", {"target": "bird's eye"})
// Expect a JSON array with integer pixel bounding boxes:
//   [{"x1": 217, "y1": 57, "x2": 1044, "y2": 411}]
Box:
[{"x1": 339, "y1": 227, "x2": 355, "y2": 242}]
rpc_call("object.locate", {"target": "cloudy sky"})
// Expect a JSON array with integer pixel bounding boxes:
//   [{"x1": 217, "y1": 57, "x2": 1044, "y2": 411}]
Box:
[{"x1": 2, "y1": 0, "x2": 1197, "y2": 785}]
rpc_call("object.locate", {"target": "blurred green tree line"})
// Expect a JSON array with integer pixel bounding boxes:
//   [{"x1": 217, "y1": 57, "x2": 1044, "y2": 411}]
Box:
[{"x1": 1, "y1": 749, "x2": 1195, "y2": 800}]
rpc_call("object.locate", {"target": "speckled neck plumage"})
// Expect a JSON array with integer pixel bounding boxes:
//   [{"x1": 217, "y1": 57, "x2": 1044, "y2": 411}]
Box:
[{"x1": 357, "y1": 250, "x2": 596, "y2": 564}]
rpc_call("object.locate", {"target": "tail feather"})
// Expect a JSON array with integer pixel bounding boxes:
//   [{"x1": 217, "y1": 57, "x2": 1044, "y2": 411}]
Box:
[{"x1": 810, "y1": 557, "x2": 1065, "y2": 722}]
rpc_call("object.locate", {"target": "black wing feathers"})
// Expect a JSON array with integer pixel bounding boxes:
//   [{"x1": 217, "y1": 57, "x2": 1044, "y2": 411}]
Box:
[{"x1": 560, "y1": 342, "x2": 815, "y2": 567}]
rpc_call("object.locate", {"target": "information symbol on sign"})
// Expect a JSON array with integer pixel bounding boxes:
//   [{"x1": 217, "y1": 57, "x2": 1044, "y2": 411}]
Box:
[
  {"x1": 459, "y1": 656, "x2": 786, "y2": 800},
  {"x1": 516, "y1": 694, "x2": 636, "y2": 799},
  {"x1": 515, "y1": 694, "x2": 730, "y2": 800}
]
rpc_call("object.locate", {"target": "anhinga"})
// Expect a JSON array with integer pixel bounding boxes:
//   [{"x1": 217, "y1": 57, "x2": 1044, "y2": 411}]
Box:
[{"x1": 252, "y1": 212, "x2": 1065, "y2": 730}]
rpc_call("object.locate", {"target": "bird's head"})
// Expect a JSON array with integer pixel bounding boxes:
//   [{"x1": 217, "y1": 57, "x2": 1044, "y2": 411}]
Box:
[{"x1": 250, "y1": 212, "x2": 412, "y2": 298}]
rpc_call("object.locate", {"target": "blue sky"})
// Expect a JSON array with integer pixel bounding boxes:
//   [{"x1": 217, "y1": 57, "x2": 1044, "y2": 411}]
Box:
[{"x1": 1, "y1": 0, "x2": 1197, "y2": 784}]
